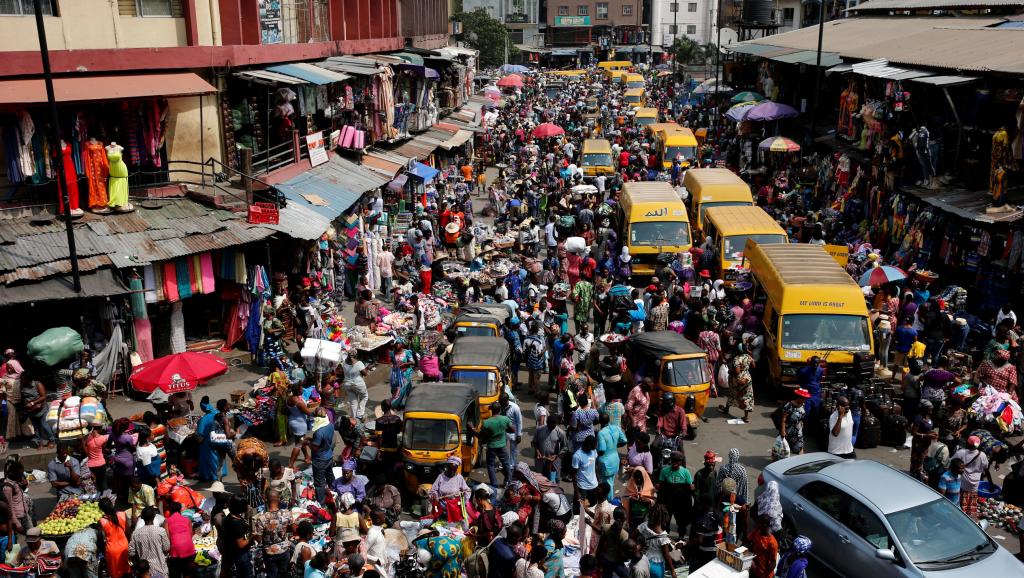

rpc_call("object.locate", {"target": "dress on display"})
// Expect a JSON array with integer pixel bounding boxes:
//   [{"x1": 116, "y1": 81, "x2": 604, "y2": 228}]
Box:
[
  {"x1": 106, "y1": 147, "x2": 129, "y2": 209},
  {"x1": 84, "y1": 140, "x2": 109, "y2": 210},
  {"x1": 58, "y1": 142, "x2": 81, "y2": 213}
]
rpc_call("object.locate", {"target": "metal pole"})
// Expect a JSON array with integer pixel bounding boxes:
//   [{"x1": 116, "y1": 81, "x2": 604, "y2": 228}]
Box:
[
  {"x1": 34, "y1": 0, "x2": 80, "y2": 293},
  {"x1": 714, "y1": 0, "x2": 723, "y2": 140},
  {"x1": 809, "y1": 0, "x2": 826, "y2": 146}
]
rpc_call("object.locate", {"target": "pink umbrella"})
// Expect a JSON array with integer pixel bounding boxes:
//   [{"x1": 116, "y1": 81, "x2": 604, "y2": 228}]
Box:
[
  {"x1": 496, "y1": 74, "x2": 524, "y2": 88},
  {"x1": 531, "y1": 123, "x2": 565, "y2": 138}
]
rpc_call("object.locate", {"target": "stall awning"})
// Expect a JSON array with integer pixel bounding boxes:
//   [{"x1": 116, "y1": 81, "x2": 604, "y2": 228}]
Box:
[
  {"x1": 387, "y1": 174, "x2": 408, "y2": 192},
  {"x1": 0, "y1": 269, "x2": 129, "y2": 307},
  {"x1": 234, "y1": 69, "x2": 309, "y2": 85},
  {"x1": 265, "y1": 63, "x2": 351, "y2": 85},
  {"x1": 0, "y1": 72, "x2": 216, "y2": 104},
  {"x1": 439, "y1": 129, "x2": 474, "y2": 150},
  {"x1": 273, "y1": 155, "x2": 390, "y2": 220},
  {"x1": 409, "y1": 162, "x2": 440, "y2": 182},
  {"x1": 396, "y1": 64, "x2": 440, "y2": 79},
  {"x1": 393, "y1": 52, "x2": 425, "y2": 66},
  {"x1": 909, "y1": 74, "x2": 979, "y2": 86}
]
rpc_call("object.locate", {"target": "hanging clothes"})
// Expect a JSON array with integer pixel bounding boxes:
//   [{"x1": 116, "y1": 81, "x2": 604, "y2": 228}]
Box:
[
  {"x1": 200, "y1": 253, "x2": 216, "y2": 294},
  {"x1": 142, "y1": 265, "x2": 159, "y2": 303},
  {"x1": 169, "y1": 301, "x2": 186, "y2": 354},
  {"x1": 175, "y1": 258, "x2": 193, "y2": 300},
  {"x1": 162, "y1": 261, "x2": 180, "y2": 303},
  {"x1": 16, "y1": 111, "x2": 35, "y2": 180},
  {"x1": 58, "y1": 141, "x2": 81, "y2": 213},
  {"x1": 106, "y1": 147, "x2": 129, "y2": 209},
  {"x1": 134, "y1": 318, "x2": 154, "y2": 363},
  {"x1": 84, "y1": 140, "x2": 109, "y2": 210}
]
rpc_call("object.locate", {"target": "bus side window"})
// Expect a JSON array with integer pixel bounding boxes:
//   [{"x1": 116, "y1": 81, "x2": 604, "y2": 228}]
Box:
[{"x1": 766, "y1": 308, "x2": 779, "y2": 340}]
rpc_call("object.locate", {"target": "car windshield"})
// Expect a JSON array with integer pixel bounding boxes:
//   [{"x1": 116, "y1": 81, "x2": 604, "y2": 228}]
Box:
[
  {"x1": 662, "y1": 358, "x2": 709, "y2": 386},
  {"x1": 403, "y1": 419, "x2": 459, "y2": 451},
  {"x1": 723, "y1": 234, "x2": 787, "y2": 260},
  {"x1": 886, "y1": 498, "x2": 993, "y2": 566},
  {"x1": 456, "y1": 325, "x2": 497, "y2": 337},
  {"x1": 636, "y1": 116, "x2": 656, "y2": 126},
  {"x1": 781, "y1": 314, "x2": 871, "y2": 351},
  {"x1": 666, "y1": 146, "x2": 696, "y2": 162},
  {"x1": 582, "y1": 153, "x2": 613, "y2": 167},
  {"x1": 451, "y1": 369, "x2": 498, "y2": 397},
  {"x1": 630, "y1": 221, "x2": 691, "y2": 247}
]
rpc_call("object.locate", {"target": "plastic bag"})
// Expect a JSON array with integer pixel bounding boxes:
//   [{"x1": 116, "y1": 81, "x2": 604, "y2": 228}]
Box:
[
  {"x1": 771, "y1": 435, "x2": 791, "y2": 462},
  {"x1": 26, "y1": 327, "x2": 84, "y2": 367}
]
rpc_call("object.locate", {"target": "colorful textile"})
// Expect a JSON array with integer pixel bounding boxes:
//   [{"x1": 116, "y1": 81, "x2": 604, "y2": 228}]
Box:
[
  {"x1": 162, "y1": 261, "x2": 180, "y2": 303},
  {"x1": 200, "y1": 252, "x2": 216, "y2": 294},
  {"x1": 175, "y1": 259, "x2": 193, "y2": 300}
]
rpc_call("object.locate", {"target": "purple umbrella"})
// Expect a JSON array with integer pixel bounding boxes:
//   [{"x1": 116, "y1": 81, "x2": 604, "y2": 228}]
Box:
[{"x1": 745, "y1": 101, "x2": 799, "y2": 122}]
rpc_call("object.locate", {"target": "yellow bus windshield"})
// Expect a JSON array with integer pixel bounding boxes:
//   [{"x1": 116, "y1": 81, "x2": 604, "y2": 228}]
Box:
[{"x1": 780, "y1": 314, "x2": 872, "y2": 351}]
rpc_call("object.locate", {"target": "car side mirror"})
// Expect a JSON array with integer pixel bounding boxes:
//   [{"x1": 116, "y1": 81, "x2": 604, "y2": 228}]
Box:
[
  {"x1": 979, "y1": 519, "x2": 989, "y2": 531},
  {"x1": 875, "y1": 549, "x2": 897, "y2": 563}
]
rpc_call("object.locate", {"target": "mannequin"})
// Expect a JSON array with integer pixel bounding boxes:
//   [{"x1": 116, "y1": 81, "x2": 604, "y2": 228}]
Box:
[
  {"x1": 991, "y1": 126, "x2": 1011, "y2": 204},
  {"x1": 105, "y1": 142, "x2": 134, "y2": 213},
  {"x1": 84, "y1": 137, "x2": 109, "y2": 213},
  {"x1": 909, "y1": 126, "x2": 935, "y2": 188},
  {"x1": 58, "y1": 140, "x2": 83, "y2": 217}
]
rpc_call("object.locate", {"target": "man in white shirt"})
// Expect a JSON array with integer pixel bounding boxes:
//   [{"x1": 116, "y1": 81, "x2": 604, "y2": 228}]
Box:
[
  {"x1": 544, "y1": 216, "x2": 558, "y2": 255},
  {"x1": 995, "y1": 303, "x2": 1017, "y2": 335},
  {"x1": 827, "y1": 396, "x2": 856, "y2": 459},
  {"x1": 595, "y1": 174, "x2": 607, "y2": 194}
]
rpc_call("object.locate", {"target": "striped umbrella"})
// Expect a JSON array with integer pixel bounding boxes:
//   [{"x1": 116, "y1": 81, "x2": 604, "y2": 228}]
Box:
[
  {"x1": 758, "y1": 136, "x2": 801, "y2": 153},
  {"x1": 858, "y1": 265, "x2": 908, "y2": 287},
  {"x1": 731, "y1": 91, "x2": 764, "y2": 103}
]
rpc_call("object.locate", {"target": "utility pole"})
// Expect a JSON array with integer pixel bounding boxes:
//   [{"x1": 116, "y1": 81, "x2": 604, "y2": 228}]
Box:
[
  {"x1": 673, "y1": 0, "x2": 679, "y2": 54},
  {"x1": 714, "y1": 0, "x2": 723, "y2": 140},
  {"x1": 809, "y1": 0, "x2": 827, "y2": 146},
  {"x1": 33, "y1": 0, "x2": 80, "y2": 293}
]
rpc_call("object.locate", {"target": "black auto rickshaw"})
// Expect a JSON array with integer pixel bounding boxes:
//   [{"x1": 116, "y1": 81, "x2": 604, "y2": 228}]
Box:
[
  {"x1": 452, "y1": 303, "x2": 512, "y2": 339},
  {"x1": 448, "y1": 336, "x2": 514, "y2": 420},
  {"x1": 628, "y1": 331, "x2": 712, "y2": 422},
  {"x1": 401, "y1": 382, "x2": 480, "y2": 494}
]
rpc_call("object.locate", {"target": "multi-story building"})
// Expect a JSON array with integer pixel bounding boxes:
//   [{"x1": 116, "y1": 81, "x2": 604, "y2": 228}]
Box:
[
  {"x1": 545, "y1": 0, "x2": 647, "y2": 60},
  {"x1": 462, "y1": 0, "x2": 544, "y2": 47},
  {"x1": 656, "y1": 0, "x2": 714, "y2": 46}
]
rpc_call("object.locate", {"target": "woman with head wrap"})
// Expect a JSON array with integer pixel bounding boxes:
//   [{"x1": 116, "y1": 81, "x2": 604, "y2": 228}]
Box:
[
  {"x1": 543, "y1": 519, "x2": 566, "y2": 578},
  {"x1": 716, "y1": 448, "x2": 750, "y2": 505},
  {"x1": 429, "y1": 456, "x2": 471, "y2": 523},
  {"x1": 776, "y1": 535, "x2": 813, "y2": 578},
  {"x1": 331, "y1": 459, "x2": 366, "y2": 505},
  {"x1": 510, "y1": 462, "x2": 544, "y2": 533},
  {"x1": 622, "y1": 466, "x2": 656, "y2": 530},
  {"x1": 756, "y1": 480, "x2": 784, "y2": 535}
]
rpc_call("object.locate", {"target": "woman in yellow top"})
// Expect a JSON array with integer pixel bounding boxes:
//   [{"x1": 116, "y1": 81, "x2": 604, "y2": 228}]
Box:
[{"x1": 334, "y1": 492, "x2": 364, "y2": 534}]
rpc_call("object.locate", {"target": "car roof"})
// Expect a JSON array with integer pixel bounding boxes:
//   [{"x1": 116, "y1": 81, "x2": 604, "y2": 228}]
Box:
[{"x1": 817, "y1": 458, "x2": 938, "y2": 514}]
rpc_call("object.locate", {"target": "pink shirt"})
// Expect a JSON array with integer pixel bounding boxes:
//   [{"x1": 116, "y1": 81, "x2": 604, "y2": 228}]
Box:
[
  {"x1": 166, "y1": 512, "x2": 196, "y2": 558},
  {"x1": 625, "y1": 385, "x2": 650, "y2": 431},
  {"x1": 85, "y1": 434, "x2": 109, "y2": 468}
]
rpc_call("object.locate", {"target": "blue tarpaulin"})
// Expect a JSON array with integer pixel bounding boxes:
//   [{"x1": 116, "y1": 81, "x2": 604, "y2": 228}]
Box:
[
  {"x1": 274, "y1": 155, "x2": 390, "y2": 220},
  {"x1": 409, "y1": 162, "x2": 440, "y2": 182}
]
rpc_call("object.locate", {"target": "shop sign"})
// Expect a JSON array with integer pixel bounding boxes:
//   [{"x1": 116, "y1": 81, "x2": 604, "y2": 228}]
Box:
[
  {"x1": 555, "y1": 15, "x2": 591, "y2": 26},
  {"x1": 306, "y1": 132, "x2": 330, "y2": 168},
  {"x1": 259, "y1": 0, "x2": 282, "y2": 45}
]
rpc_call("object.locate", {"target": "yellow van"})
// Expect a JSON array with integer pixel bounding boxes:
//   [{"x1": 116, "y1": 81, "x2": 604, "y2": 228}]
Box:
[
  {"x1": 619, "y1": 182, "x2": 692, "y2": 276},
  {"x1": 629, "y1": 331, "x2": 712, "y2": 424},
  {"x1": 703, "y1": 206, "x2": 788, "y2": 285},
  {"x1": 447, "y1": 336, "x2": 512, "y2": 420},
  {"x1": 597, "y1": 60, "x2": 632, "y2": 71},
  {"x1": 548, "y1": 69, "x2": 586, "y2": 79},
  {"x1": 634, "y1": 107, "x2": 659, "y2": 127},
  {"x1": 656, "y1": 126, "x2": 699, "y2": 170},
  {"x1": 624, "y1": 87, "x2": 645, "y2": 108},
  {"x1": 608, "y1": 70, "x2": 628, "y2": 84},
  {"x1": 743, "y1": 241, "x2": 873, "y2": 390},
  {"x1": 624, "y1": 73, "x2": 645, "y2": 89},
  {"x1": 580, "y1": 139, "x2": 616, "y2": 177},
  {"x1": 400, "y1": 383, "x2": 480, "y2": 491},
  {"x1": 681, "y1": 168, "x2": 754, "y2": 232}
]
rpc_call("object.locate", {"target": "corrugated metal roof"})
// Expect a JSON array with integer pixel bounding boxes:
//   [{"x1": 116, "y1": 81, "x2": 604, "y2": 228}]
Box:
[
  {"x1": 273, "y1": 155, "x2": 390, "y2": 220},
  {"x1": 910, "y1": 74, "x2": 979, "y2": 85},
  {"x1": 261, "y1": 202, "x2": 332, "y2": 241},
  {"x1": 361, "y1": 155, "x2": 404, "y2": 177},
  {"x1": 736, "y1": 17, "x2": 1019, "y2": 75},
  {"x1": 850, "y1": 0, "x2": 1024, "y2": 11},
  {"x1": 0, "y1": 255, "x2": 112, "y2": 285},
  {"x1": 234, "y1": 69, "x2": 308, "y2": 85},
  {"x1": 265, "y1": 63, "x2": 351, "y2": 85},
  {"x1": 390, "y1": 138, "x2": 439, "y2": 161},
  {"x1": 0, "y1": 269, "x2": 129, "y2": 307},
  {"x1": 904, "y1": 183, "x2": 1024, "y2": 224},
  {"x1": 317, "y1": 56, "x2": 386, "y2": 76}
]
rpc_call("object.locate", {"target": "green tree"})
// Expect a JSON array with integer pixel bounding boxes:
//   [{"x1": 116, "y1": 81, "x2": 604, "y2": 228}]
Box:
[
  {"x1": 672, "y1": 36, "x2": 705, "y2": 64},
  {"x1": 455, "y1": 8, "x2": 516, "y2": 67}
]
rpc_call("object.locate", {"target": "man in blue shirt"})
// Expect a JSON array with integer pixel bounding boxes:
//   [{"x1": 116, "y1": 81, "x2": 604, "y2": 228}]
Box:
[
  {"x1": 892, "y1": 318, "x2": 918, "y2": 369},
  {"x1": 308, "y1": 410, "x2": 335, "y2": 503},
  {"x1": 796, "y1": 356, "x2": 824, "y2": 419},
  {"x1": 572, "y1": 435, "x2": 600, "y2": 506}
]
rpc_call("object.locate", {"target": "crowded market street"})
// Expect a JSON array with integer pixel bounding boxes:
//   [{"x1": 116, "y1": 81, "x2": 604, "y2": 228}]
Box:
[{"x1": 5, "y1": 8, "x2": 1024, "y2": 578}]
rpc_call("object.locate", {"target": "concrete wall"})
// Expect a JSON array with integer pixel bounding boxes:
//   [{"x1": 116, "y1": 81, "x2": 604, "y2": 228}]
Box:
[
  {"x1": 0, "y1": 0, "x2": 219, "y2": 52},
  {"x1": 657, "y1": 0, "x2": 711, "y2": 45},
  {"x1": 165, "y1": 94, "x2": 224, "y2": 183}
]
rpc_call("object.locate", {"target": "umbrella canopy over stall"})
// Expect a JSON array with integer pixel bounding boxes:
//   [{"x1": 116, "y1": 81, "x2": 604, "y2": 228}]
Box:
[
  {"x1": 858, "y1": 265, "x2": 908, "y2": 287},
  {"x1": 497, "y1": 74, "x2": 524, "y2": 88},
  {"x1": 501, "y1": 64, "x2": 530, "y2": 74},
  {"x1": 532, "y1": 123, "x2": 565, "y2": 138},
  {"x1": 724, "y1": 101, "x2": 758, "y2": 122},
  {"x1": 693, "y1": 84, "x2": 734, "y2": 95},
  {"x1": 130, "y1": 352, "x2": 228, "y2": 394},
  {"x1": 482, "y1": 85, "x2": 502, "y2": 101},
  {"x1": 745, "y1": 101, "x2": 799, "y2": 122},
  {"x1": 758, "y1": 136, "x2": 801, "y2": 153},
  {"x1": 731, "y1": 91, "x2": 764, "y2": 103}
]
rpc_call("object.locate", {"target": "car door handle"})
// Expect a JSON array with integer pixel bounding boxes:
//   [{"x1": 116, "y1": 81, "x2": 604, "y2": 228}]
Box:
[
  {"x1": 794, "y1": 503, "x2": 805, "y2": 512},
  {"x1": 839, "y1": 534, "x2": 851, "y2": 544}
]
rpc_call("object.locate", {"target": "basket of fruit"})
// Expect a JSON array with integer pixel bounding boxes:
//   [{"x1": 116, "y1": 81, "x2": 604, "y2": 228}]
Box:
[{"x1": 38, "y1": 497, "x2": 102, "y2": 537}]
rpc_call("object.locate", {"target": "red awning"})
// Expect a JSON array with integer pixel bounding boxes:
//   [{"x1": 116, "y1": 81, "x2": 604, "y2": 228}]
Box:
[{"x1": 0, "y1": 72, "x2": 216, "y2": 104}]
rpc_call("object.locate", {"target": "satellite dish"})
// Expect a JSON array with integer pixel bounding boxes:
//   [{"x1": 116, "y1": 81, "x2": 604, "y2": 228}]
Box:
[{"x1": 719, "y1": 28, "x2": 739, "y2": 48}]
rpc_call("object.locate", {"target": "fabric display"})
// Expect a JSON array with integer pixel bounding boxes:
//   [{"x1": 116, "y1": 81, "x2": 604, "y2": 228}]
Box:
[{"x1": 170, "y1": 301, "x2": 186, "y2": 354}]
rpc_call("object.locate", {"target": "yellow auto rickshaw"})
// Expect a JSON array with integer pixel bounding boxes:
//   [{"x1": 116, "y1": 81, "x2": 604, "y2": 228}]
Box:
[
  {"x1": 400, "y1": 382, "x2": 480, "y2": 493},
  {"x1": 448, "y1": 336, "x2": 513, "y2": 420},
  {"x1": 628, "y1": 331, "x2": 711, "y2": 423},
  {"x1": 452, "y1": 303, "x2": 512, "y2": 339}
]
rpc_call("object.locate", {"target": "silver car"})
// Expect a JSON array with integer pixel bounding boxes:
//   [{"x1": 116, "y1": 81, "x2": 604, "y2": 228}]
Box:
[{"x1": 760, "y1": 453, "x2": 1024, "y2": 577}]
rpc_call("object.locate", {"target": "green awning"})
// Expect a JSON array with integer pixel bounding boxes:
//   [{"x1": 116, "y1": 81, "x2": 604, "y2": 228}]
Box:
[{"x1": 393, "y1": 52, "x2": 425, "y2": 66}]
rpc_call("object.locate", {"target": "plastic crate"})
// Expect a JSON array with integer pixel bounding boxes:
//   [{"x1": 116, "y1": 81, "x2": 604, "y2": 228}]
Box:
[{"x1": 247, "y1": 202, "x2": 280, "y2": 225}]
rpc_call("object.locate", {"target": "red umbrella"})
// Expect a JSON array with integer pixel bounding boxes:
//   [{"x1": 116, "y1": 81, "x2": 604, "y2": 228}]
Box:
[
  {"x1": 129, "y1": 352, "x2": 229, "y2": 394},
  {"x1": 496, "y1": 74, "x2": 524, "y2": 88},
  {"x1": 531, "y1": 123, "x2": 565, "y2": 138}
]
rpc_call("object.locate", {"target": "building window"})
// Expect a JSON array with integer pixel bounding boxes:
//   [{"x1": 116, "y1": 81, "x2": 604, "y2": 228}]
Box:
[
  {"x1": 688, "y1": 2, "x2": 697, "y2": 11},
  {"x1": 0, "y1": 0, "x2": 56, "y2": 15},
  {"x1": 670, "y1": 2, "x2": 678, "y2": 11},
  {"x1": 687, "y1": 24, "x2": 696, "y2": 34},
  {"x1": 558, "y1": 5, "x2": 568, "y2": 15},
  {"x1": 596, "y1": 2, "x2": 608, "y2": 18},
  {"x1": 119, "y1": 0, "x2": 182, "y2": 17},
  {"x1": 622, "y1": 4, "x2": 632, "y2": 15},
  {"x1": 668, "y1": 24, "x2": 678, "y2": 34},
  {"x1": 578, "y1": 4, "x2": 588, "y2": 15},
  {"x1": 782, "y1": 6, "x2": 794, "y2": 23}
]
